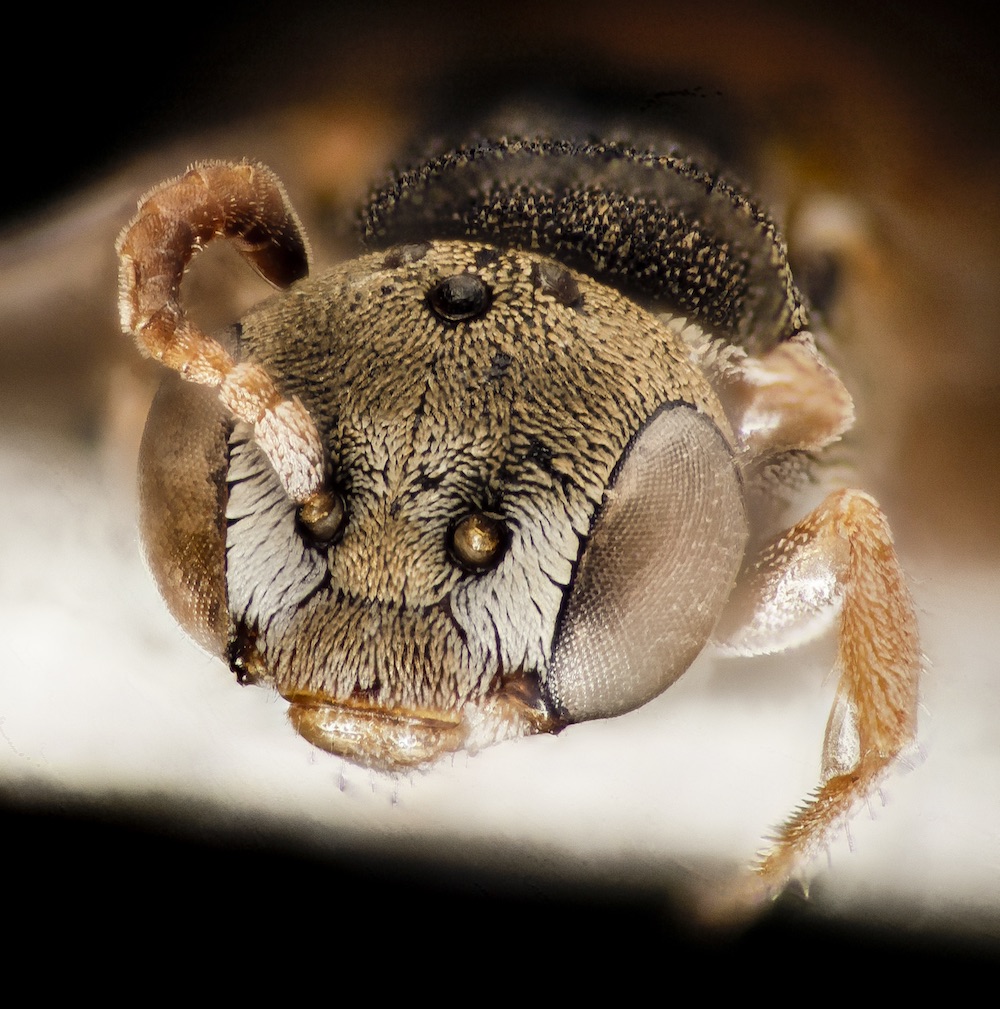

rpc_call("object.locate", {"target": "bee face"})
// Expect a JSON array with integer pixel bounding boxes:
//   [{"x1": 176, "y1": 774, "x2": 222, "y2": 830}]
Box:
[{"x1": 142, "y1": 239, "x2": 746, "y2": 767}]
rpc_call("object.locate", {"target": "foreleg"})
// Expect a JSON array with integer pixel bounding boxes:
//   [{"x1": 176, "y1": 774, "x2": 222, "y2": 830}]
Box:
[{"x1": 718, "y1": 489, "x2": 921, "y2": 894}]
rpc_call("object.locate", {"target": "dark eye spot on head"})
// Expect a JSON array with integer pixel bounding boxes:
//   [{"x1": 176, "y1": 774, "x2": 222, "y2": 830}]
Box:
[
  {"x1": 474, "y1": 248, "x2": 499, "y2": 269},
  {"x1": 526, "y1": 436, "x2": 554, "y2": 473},
  {"x1": 383, "y1": 243, "x2": 431, "y2": 269},
  {"x1": 427, "y1": 273, "x2": 493, "y2": 322},
  {"x1": 531, "y1": 261, "x2": 583, "y2": 310},
  {"x1": 448, "y1": 511, "x2": 508, "y2": 571},
  {"x1": 486, "y1": 351, "x2": 513, "y2": 383}
]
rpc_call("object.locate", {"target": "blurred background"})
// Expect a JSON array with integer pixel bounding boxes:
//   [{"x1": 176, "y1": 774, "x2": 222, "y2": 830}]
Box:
[{"x1": 1, "y1": 0, "x2": 997, "y2": 965}]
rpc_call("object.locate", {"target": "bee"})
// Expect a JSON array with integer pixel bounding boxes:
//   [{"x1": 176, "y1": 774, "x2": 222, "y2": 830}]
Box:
[{"x1": 117, "y1": 129, "x2": 920, "y2": 901}]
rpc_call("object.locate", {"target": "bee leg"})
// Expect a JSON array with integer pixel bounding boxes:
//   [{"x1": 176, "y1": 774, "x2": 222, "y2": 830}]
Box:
[{"x1": 717, "y1": 489, "x2": 922, "y2": 896}]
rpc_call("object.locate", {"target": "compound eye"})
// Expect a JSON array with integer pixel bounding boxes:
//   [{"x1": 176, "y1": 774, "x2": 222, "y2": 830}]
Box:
[
  {"x1": 547, "y1": 406, "x2": 748, "y2": 722},
  {"x1": 449, "y1": 511, "x2": 507, "y2": 570},
  {"x1": 427, "y1": 273, "x2": 492, "y2": 322},
  {"x1": 298, "y1": 488, "x2": 347, "y2": 543}
]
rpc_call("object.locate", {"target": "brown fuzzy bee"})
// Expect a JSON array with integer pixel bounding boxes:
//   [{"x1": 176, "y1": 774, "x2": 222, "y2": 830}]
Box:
[{"x1": 117, "y1": 136, "x2": 921, "y2": 898}]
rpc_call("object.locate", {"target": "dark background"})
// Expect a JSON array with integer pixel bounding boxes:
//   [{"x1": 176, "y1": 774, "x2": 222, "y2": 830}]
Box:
[{"x1": 5, "y1": 2, "x2": 994, "y2": 221}]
